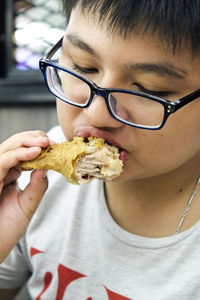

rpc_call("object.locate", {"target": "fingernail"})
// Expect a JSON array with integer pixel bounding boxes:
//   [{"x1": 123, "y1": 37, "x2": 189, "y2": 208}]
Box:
[
  {"x1": 29, "y1": 146, "x2": 41, "y2": 153},
  {"x1": 49, "y1": 139, "x2": 55, "y2": 145},
  {"x1": 43, "y1": 170, "x2": 48, "y2": 178}
]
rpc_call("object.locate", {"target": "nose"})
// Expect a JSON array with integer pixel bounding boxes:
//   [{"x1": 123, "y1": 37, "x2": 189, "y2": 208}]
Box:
[{"x1": 84, "y1": 94, "x2": 123, "y2": 129}]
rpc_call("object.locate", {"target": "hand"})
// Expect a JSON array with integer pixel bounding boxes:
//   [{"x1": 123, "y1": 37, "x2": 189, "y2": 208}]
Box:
[{"x1": 0, "y1": 131, "x2": 50, "y2": 262}]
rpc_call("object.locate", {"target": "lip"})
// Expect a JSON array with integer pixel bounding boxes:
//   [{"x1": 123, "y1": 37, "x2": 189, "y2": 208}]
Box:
[{"x1": 75, "y1": 127, "x2": 128, "y2": 161}]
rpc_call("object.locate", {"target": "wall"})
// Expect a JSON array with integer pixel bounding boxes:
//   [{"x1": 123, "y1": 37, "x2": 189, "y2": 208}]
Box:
[{"x1": 0, "y1": 105, "x2": 58, "y2": 143}]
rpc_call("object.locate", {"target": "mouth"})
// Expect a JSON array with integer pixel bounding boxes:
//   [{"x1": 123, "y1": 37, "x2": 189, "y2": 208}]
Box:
[
  {"x1": 118, "y1": 148, "x2": 128, "y2": 162},
  {"x1": 76, "y1": 128, "x2": 128, "y2": 163}
]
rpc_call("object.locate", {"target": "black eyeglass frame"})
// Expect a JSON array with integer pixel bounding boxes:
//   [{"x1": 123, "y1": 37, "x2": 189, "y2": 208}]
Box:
[{"x1": 39, "y1": 37, "x2": 200, "y2": 130}]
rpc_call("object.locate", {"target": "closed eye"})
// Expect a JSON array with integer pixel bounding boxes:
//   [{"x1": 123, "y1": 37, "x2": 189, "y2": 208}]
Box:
[
  {"x1": 133, "y1": 83, "x2": 173, "y2": 98},
  {"x1": 71, "y1": 63, "x2": 98, "y2": 75}
]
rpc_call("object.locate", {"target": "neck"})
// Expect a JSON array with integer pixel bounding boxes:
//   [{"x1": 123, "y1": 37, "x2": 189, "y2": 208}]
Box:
[{"x1": 105, "y1": 157, "x2": 200, "y2": 237}]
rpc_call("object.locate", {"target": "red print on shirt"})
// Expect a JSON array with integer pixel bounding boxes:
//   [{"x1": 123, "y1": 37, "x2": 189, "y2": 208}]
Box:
[{"x1": 30, "y1": 247, "x2": 133, "y2": 300}]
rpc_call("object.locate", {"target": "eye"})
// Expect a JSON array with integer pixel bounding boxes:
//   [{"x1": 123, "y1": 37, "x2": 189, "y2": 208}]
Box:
[
  {"x1": 133, "y1": 83, "x2": 172, "y2": 98},
  {"x1": 71, "y1": 63, "x2": 98, "y2": 75}
]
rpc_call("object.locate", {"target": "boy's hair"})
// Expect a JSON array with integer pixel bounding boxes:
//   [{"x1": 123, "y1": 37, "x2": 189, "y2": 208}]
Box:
[{"x1": 61, "y1": 0, "x2": 200, "y2": 55}]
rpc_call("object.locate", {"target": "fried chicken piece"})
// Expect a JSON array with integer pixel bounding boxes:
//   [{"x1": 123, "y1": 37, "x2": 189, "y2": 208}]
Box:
[{"x1": 20, "y1": 137, "x2": 123, "y2": 185}]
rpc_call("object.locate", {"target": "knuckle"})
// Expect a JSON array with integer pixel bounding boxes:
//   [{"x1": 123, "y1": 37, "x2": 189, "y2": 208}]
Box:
[
  {"x1": 10, "y1": 132, "x2": 27, "y2": 142},
  {"x1": 0, "y1": 156, "x2": 7, "y2": 170},
  {"x1": 34, "y1": 130, "x2": 47, "y2": 137}
]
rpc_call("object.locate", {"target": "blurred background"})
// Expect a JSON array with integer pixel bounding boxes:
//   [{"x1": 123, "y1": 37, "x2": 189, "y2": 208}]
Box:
[{"x1": 0, "y1": 0, "x2": 66, "y2": 142}]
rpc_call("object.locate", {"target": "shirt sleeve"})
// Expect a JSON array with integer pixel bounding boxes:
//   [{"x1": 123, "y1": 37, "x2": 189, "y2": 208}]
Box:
[{"x1": 0, "y1": 239, "x2": 30, "y2": 289}]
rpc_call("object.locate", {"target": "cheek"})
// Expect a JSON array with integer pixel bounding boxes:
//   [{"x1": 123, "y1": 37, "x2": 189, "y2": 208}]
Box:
[
  {"x1": 56, "y1": 100, "x2": 79, "y2": 139},
  {"x1": 125, "y1": 111, "x2": 200, "y2": 179}
]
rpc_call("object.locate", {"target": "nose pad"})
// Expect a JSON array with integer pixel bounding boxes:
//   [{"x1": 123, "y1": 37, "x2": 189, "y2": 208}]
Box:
[
  {"x1": 84, "y1": 95, "x2": 122, "y2": 128},
  {"x1": 109, "y1": 94, "x2": 117, "y2": 114},
  {"x1": 109, "y1": 94, "x2": 129, "y2": 121}
]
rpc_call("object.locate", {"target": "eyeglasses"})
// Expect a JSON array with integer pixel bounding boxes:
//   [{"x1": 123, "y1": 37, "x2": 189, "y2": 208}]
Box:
[{"x1": 39, "y1": 37, "x2": 200, "y2": 130}]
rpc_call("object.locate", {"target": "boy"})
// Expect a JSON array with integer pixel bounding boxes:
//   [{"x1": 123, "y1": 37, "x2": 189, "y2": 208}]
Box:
[{"x1": 1, "y1": 0, "x2": 200, "y2": 298}]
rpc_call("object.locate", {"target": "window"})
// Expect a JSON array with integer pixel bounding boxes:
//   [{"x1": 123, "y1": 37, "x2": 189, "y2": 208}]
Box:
[{"x1": 0, "y1": 0, "x2": 65, "y2": 105}]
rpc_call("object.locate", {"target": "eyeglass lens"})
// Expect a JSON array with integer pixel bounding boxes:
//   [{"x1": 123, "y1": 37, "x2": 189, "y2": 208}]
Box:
[
  {"x1": 46, "y1": 66, "x2": 91, "y2": 107},
  {"x1": 46, "y1": 65, "x2": 165, "y2": 127}
]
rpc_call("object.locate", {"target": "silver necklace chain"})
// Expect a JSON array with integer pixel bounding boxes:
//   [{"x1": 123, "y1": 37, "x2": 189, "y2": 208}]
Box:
[{"x1": 174, "y1": 175, "x2": 200, "y2": 234}]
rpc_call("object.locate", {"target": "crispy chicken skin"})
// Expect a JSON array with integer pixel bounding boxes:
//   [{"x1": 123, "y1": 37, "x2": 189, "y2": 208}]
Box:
[{"x1": 20, "y1": 137, "x2": 123, "y2": 185}]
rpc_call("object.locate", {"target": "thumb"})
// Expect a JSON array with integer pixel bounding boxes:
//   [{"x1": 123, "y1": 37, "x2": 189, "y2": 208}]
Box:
[{"x1": 19, "y1": 170, "x2": 48, "y2": 220}]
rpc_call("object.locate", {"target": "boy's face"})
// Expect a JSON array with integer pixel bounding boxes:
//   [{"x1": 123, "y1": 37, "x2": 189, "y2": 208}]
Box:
[{"x1": 57, "y1": 6, "x2": 200, "y2": 181}]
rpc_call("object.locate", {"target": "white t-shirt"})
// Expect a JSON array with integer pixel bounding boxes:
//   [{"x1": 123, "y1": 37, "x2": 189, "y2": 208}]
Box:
[{"x1": 1, "y1": 126, "x2": 200, "y2": 300}]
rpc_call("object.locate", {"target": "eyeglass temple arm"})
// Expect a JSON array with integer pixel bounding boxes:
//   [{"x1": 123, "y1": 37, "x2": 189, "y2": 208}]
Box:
[
  {"x1": 43, "y1": 36, "x2": 64, "y2": 60},
  {"x1": 174, "y1": 89, "x2": 200, "y2": 111}
]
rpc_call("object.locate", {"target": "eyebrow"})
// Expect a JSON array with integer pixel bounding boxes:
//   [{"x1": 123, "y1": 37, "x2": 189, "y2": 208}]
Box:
[
  {"x1": 128, "y1": 62, "x2": 186, "y2": 79},
  {"x1": 66, "y1": 33, "x2": 100, "y2": 58},
  {"x1": 65, "y1": 34, "x2": 187, "y2": 79}
]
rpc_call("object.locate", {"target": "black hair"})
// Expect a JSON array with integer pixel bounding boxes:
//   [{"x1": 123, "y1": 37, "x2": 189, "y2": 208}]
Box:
[{"x1": 60, "y1": 0, "x2": 200, "y2": 54}]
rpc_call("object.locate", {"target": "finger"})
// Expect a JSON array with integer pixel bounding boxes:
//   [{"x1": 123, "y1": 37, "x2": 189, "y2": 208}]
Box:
[
  {"x1": 0, "y1": 131, "x2": 50, "y2": 154},
  {"x1": 19, "y1": 170, "x2": 48, "y2": 220},
  {"x1": 0, "y1": 147, "x2": 42, "y2": 182},
  {"x1": 3, "y1": 167, "x2": 21, "y2": 186},
  {"x1": 0, "y1": 134, "x2": 49, "y2": 154}
]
